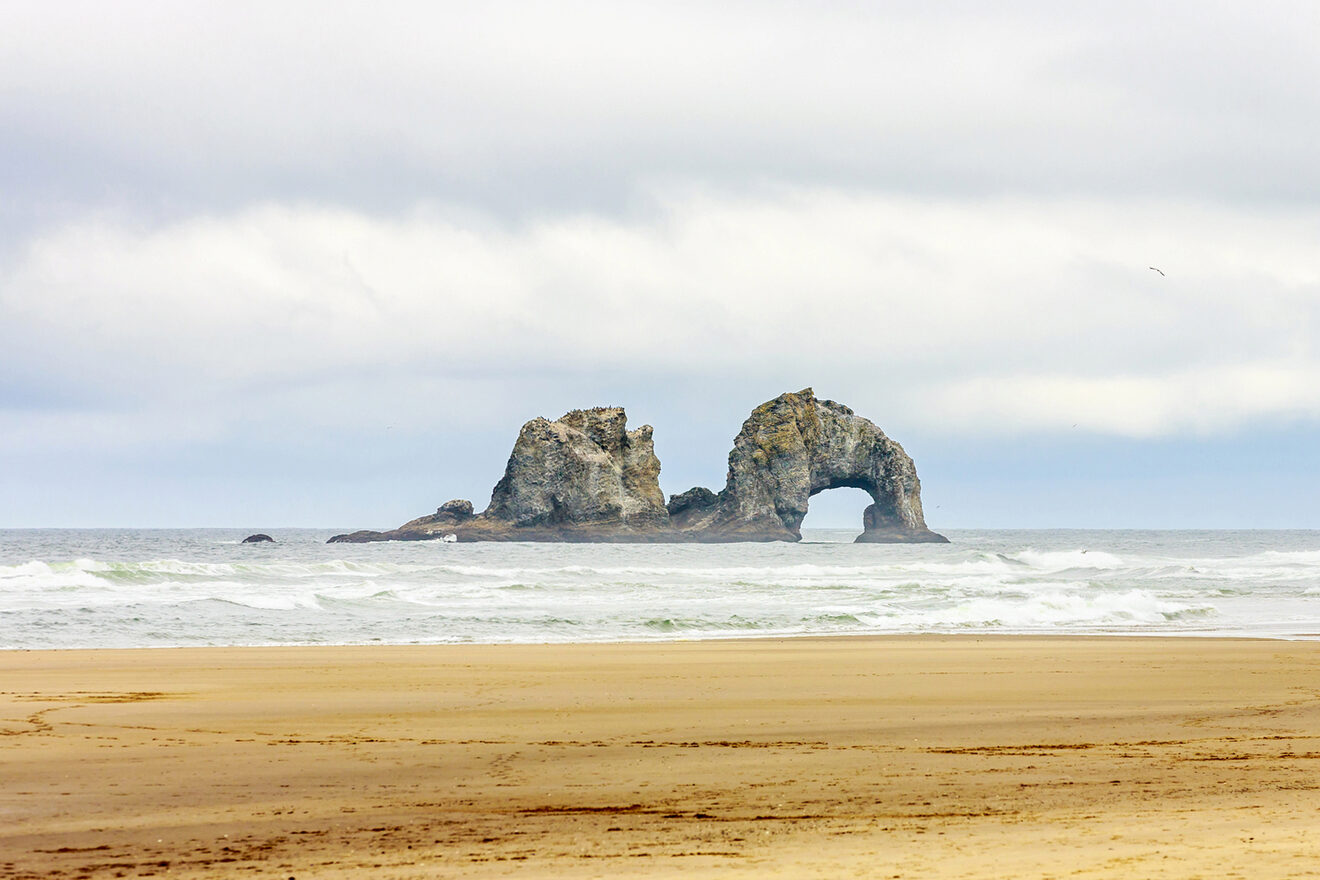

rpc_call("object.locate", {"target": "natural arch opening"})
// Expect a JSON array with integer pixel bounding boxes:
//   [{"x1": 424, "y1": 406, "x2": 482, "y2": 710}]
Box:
[{"x1": 798, "y1": 486, "x2": 876, "y2": 541}]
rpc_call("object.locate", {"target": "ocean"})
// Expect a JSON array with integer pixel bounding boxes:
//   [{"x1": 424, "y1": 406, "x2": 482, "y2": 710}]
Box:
[{"x1": 3, "y1": 529, "x2": 1320, "y2": 649}]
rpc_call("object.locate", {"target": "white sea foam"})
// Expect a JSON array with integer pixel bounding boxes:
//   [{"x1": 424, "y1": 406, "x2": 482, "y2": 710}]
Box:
[{"x1": 1011, "y1": 548, "x2": 1126, "y2": 570}]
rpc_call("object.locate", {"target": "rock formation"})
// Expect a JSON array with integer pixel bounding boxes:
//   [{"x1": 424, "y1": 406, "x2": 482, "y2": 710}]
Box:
[
  {"x1": 484, "y1": 408, "x2": 667, "y2": 530},
  {"x1": 328, "y1": 389, "x2": 946, "y2": 544},
  {"x1": 676, "y1": 389, "x2": 946, "y2": 543},
  {"x1": 331, "y1": 407, "x2": 669, "y2": 543}
]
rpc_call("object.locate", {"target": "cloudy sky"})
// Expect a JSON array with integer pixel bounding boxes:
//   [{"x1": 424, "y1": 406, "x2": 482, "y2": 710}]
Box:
[{"x1": 4, "y1": 1, "x2": 1320, "y2": 529}]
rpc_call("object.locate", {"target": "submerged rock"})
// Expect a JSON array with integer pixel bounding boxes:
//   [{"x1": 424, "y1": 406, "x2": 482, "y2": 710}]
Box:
[{"x1": 328, "y1": 389, "x2": 945, "y2": 544}]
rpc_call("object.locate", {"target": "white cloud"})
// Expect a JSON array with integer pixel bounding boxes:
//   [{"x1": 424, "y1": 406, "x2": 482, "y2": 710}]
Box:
[
  {"x1": 925, "y1": 364, "x2": 1320, "y2": 438},
  {"x1": 5, "y1": 189, "x2": 1319, "y2": 439}
]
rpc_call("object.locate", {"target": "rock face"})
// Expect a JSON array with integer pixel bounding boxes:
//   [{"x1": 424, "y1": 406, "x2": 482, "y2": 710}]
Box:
[
  {"x1": 328, "y1": 389, "x2": 945, "y2": 544},
  {"x1": 484, "y1": 408, "x2": 667, "y2": 530},
  {"x1": 665, "y1": 486, "x2": 720, "y2": 531}
]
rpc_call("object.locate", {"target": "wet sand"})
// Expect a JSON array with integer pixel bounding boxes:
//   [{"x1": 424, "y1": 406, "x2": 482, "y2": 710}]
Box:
[{"x1": 3, "y1": 636, "x2": 1319, "y2": 878}]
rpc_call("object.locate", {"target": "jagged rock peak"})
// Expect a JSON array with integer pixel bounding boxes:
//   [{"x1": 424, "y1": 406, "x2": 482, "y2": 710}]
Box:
[{"x1": 482, "y1": 407, "x2": 667, "y2": 528}]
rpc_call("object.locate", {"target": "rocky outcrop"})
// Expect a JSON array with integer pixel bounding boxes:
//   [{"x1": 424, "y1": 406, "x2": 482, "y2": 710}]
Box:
[
  {"x1": 691, "y1": 389, "x2": 946, "y2": 543},
  {"x1": 665, "y1": 486, "x2": 721, "y2": 531},
  {"x1": 328, "y1": 389, "x2": 945, "y2": 544},
  {"x1": 330, "y1": 407, "x2": 670, "y2": 543},
  {"x1": 436, "y1": 499, "x2": 474, "y2": 521},
  {"x1": 328, "y1": 499, "x2": 476, "y2": 543},
  {"x1": 483, "y1": 408, "x2": 667, "y2": 530}
]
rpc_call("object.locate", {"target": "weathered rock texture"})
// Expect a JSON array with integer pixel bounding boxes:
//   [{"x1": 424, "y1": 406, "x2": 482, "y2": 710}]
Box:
[
  {"x1": 330, "y1": 407, "x2": 669, "y2": 543},
  {"x1": 328, "y1": 389, "x2": 946, "y2": 544},
  {"x1": 484, "y1": 408, "x2": 667, "y2": 530},
  {"x1": 690, "y1": 389, "x2": 946, "y2": 543}
]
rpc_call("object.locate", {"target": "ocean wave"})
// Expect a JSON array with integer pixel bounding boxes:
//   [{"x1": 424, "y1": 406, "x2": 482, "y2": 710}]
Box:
[
  {"x1": 642, "y1": 615, "x2": 769, "y2": 633},
  {"x1": 0, "y1": 560, "x2": 112, "y2": 592},
  {"x1": 5, "y1": 528, "x2": 1320, "y2": 647},
  {"x1": 4, "y1": 547, "x2": 1285, "y2": 593},
  {"x1": 1010, "y1": 548, "x2": 1126, "y2": 570},
  {"x1": 182, "y1": 593, "x2": 325, "y2": 612},
  {"x1": 854, "y1": 589, "x2": 1216, "y2": 631}
]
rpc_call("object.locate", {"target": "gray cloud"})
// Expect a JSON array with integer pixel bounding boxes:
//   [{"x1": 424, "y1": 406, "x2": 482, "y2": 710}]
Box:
[{"x1": 3, "y1": 1, "x2": 1319, "y2": 223}]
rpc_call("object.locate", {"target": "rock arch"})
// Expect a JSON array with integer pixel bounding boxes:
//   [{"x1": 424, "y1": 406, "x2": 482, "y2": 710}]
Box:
[{"x1": 688, "y1": 389, "x2": 947, "y2": 543}]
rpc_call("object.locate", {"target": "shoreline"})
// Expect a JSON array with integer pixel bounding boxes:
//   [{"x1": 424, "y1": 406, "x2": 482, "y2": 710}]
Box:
[
  {"x1": 5, "y1": 636, "x2": 1320, "y2": 878},
  {"x1": 4, "y1": 627, "x2": 1320, "y2": 653}
]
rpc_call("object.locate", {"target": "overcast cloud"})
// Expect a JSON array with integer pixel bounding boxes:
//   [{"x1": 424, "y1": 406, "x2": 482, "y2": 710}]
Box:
[{"x1": 4, "y1": 1, "x2": 1320, "y2": 526}]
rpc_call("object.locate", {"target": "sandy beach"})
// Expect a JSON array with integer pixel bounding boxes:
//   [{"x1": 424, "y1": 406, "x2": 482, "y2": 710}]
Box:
[{"x1": 3, "y1": 636, "x2": 1319, "y2": 878}]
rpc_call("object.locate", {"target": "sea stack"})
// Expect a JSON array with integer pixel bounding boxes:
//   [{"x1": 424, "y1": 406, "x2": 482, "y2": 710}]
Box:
[
  {"x1": 672, "y1": 389, "x2": 946, "y2": 543},
  {"x1": 329, "y1": 389, "x2": 946, "y2": 544}
]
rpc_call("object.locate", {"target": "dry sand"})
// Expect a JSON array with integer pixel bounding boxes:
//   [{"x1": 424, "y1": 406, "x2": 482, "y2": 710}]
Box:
[{"x1": 3, "y1": 636, "x2": 1319, "y2": 878}]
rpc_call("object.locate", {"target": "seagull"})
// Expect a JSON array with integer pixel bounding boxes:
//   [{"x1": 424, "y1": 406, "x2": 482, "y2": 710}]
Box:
[{"x1": 1149, "y1": 266, "x2": 1165, "y2": 276}]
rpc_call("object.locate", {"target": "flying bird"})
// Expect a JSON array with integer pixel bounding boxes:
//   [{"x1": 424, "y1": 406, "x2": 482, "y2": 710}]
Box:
[{"x1": 1149, "y1": 266, "x2": 1165, "y2": 276}]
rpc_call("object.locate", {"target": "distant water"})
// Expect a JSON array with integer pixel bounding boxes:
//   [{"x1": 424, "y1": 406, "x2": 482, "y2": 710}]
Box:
[{"x1": 3, "y1": 529, "x2": 1320, "y2": 649}]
